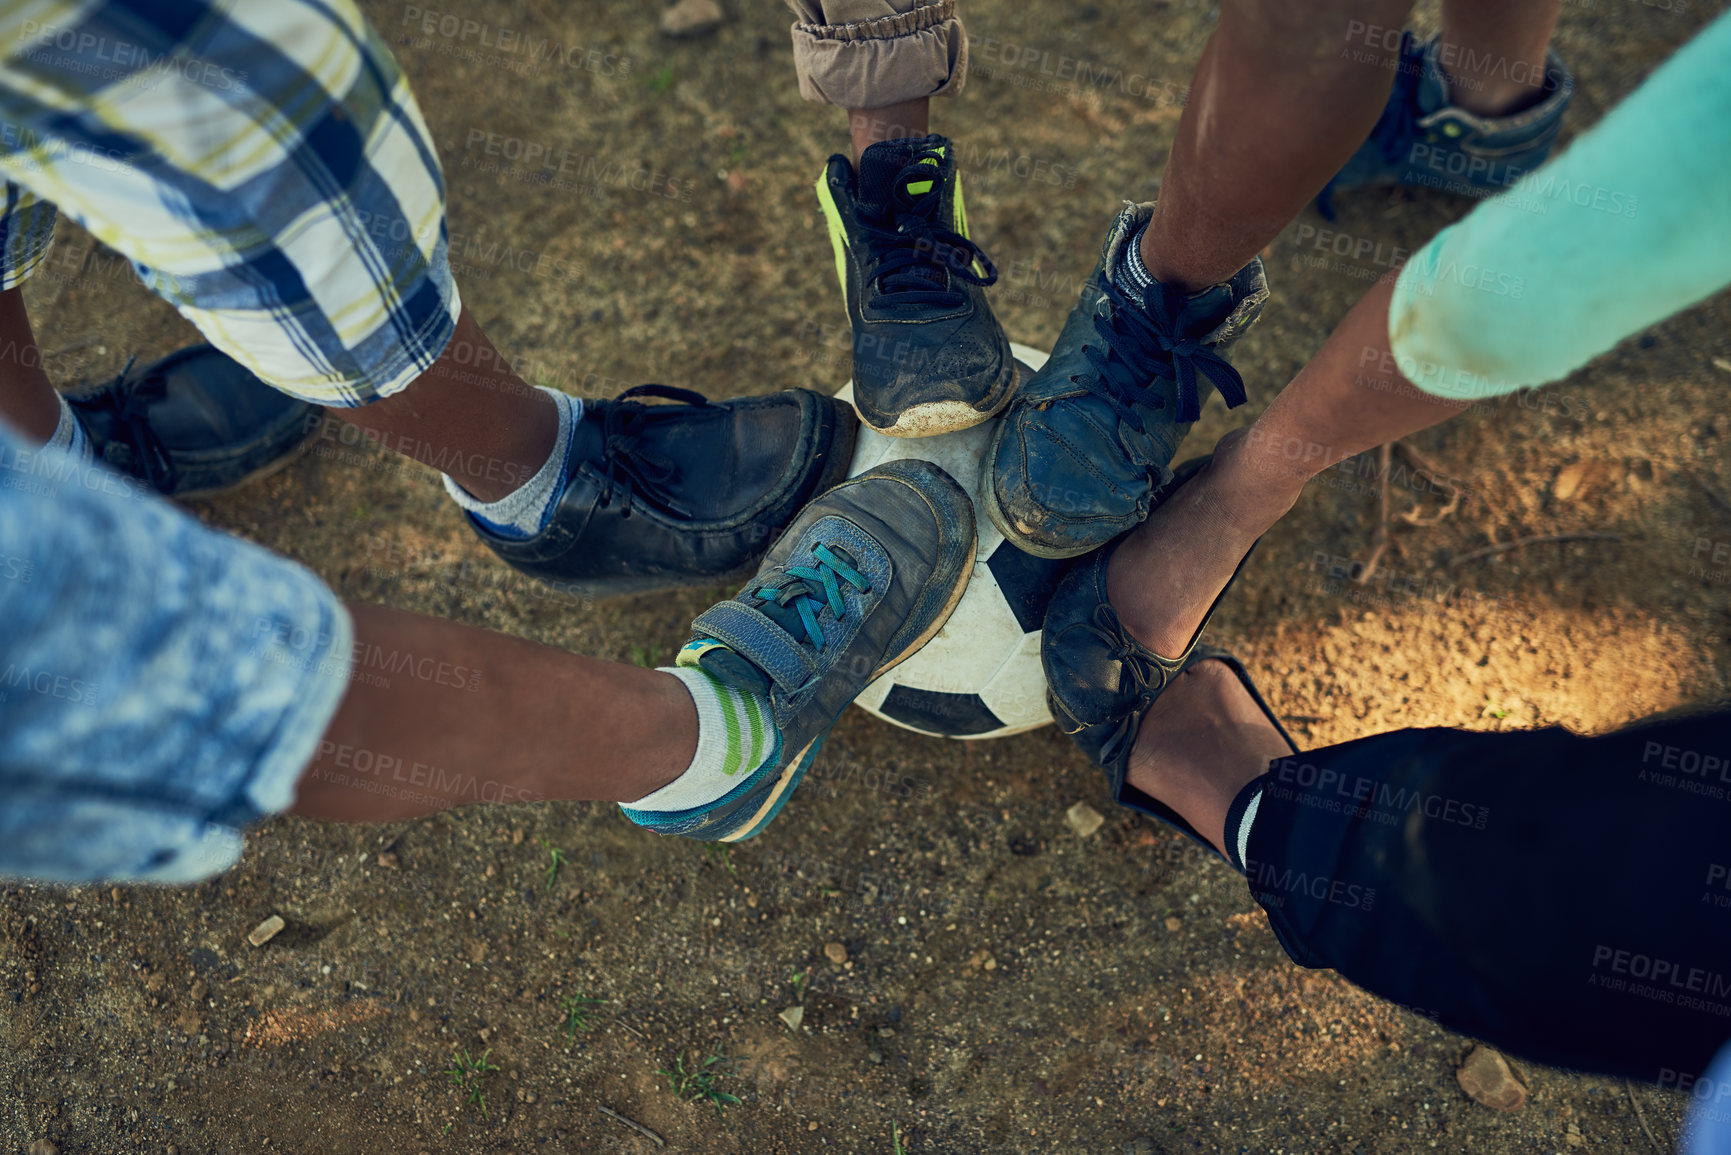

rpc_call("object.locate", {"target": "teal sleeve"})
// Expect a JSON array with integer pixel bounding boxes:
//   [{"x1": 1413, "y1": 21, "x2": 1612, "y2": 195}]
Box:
[{"x1": 1389, "y1": 9, "x2": 1731, "y2": 400}]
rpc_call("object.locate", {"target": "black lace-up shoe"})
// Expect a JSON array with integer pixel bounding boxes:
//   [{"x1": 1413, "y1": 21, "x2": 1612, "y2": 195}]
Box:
[
  {"x1": 816, "y1": 134, "x2": 1016, "y2": 437},
  {"x1": 66, "y1": 345, "x2": 317, "y2": 499},
  {"x1": 469, "y1": 385, "x2": 858, "y2": 598}
]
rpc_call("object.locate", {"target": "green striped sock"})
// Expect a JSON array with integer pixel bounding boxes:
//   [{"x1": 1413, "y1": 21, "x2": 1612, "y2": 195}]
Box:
[{"x1": 622, "y1": 666, "x2": 779, "y2": 811}]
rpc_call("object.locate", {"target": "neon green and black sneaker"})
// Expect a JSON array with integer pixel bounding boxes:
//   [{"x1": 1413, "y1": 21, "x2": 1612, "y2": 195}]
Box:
[{"x1": 816, "y1": 133, "x2": 1016, "y2": 439}]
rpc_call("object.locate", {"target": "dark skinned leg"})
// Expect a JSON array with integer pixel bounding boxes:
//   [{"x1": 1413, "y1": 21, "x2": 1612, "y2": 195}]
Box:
[
  {"x1": 0, "y1": 287, "x2": 65, "y2": 444},
  {"x1": 289, "y1": 603, "x2": 695, "y2": 822},
  {"x1": 846, "y1": 96, "x2": 930, "y2": 165}
]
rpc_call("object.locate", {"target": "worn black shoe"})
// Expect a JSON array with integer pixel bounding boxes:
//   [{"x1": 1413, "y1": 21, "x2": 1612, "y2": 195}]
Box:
[
  {"x1": 985, "y1": 203, "x2": 1267, "y2": 558},
  {"x1": 66, "y1": 345, "x2": 316, "y2": 499},
  {"x1": 470, "y1": 385, "x2": 858, "y2": 598},
  {"x1": 624, "y1": 458, "x2": 977, "y2": 841},
  {"x1": 816, "y1": 134, "x2": 1016, "y2": 437},
  {"x1": 1040, "y1": 458, "x2": 1271, "y2": 855}
]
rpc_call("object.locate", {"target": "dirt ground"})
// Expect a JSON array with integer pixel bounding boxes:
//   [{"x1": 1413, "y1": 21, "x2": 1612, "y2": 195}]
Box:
[{"x1": 5, "y1": 0, "x2": 1731, "y2": 1151}]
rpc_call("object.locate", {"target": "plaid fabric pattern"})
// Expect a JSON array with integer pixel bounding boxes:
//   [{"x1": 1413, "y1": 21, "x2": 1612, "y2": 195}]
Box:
[{"x1": 0, "y1": 0, "x2": 460, "y2": 405}]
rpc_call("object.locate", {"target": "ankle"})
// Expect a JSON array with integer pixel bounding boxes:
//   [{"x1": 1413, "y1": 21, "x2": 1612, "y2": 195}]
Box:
[{"x1": 1446, "y1": 71, "x2": 1549, "y2": 118}]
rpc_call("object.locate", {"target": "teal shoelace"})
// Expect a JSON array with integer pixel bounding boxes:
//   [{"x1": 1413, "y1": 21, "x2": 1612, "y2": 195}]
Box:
[{"x1": 754, "y1": 543, "x2": 870, "y2": 651}]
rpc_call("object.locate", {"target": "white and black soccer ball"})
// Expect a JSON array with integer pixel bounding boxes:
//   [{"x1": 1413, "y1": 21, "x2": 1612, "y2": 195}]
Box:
[{"x1": 835, "y1": 343, "x2": 1070, "y2": 740}]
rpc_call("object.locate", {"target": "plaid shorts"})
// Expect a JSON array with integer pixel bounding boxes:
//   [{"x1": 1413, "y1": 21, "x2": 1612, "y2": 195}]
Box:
[{"x1": 0, "y1": 0, "x2": 460, "y2": 406}]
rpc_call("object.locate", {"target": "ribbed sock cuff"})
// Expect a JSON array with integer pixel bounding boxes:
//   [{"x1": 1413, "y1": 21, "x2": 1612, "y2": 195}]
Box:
[
  {"x1": 624, "y1": 666, "x2": 779, "y2": 812},
  {"x1": 1112, "y1": 216, "x2": 1157, "y2": 308},
  {"x1": 46, "y1": 393, "x2": 92, "y2": 461},
  {"x1": 1222, "y1": 772, "x2": 1271, "y2": 875},
  {"x1": 443, "y1": 387, "x2": 581, "y2": 539}
]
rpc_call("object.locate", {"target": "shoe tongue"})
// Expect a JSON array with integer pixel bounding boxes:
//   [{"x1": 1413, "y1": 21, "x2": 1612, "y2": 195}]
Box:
[
  {"x1": 855, "y1": 137, "x2": 942, "y2": 218},
  {"x1": 1152, "y1": 280, "x2": 1236, "y2": 340},
  {"x1": 680, "y1": 576, "x2": 815, "y2": 697}
]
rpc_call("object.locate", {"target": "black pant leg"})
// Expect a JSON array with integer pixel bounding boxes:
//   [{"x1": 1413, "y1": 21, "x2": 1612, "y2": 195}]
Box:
[{"x1": 1243, "y1": 708, "x2": 1731, "y2": 1083}]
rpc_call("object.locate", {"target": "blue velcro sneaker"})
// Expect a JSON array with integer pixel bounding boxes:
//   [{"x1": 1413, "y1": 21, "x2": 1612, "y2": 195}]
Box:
[
  {"x1": 622, "y1": 458, "x2": 976, "y2": 841},
  {"x1": 1318, "y1": 32, "x2": 1573, "y2": 219},
  {"x1": 985, "y1": 202, "x2": 1267, "y2": 558}
]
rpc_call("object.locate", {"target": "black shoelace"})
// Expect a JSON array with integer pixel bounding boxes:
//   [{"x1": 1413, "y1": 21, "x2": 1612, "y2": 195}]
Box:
[
  {"x1": 1075, "y1": 276, "x2": 1248, "y2": 447},
  {"x1": 857, "y1": 143, "x2": 998, "y2": 307},
  {"x1": 74, "y1": 357, "x2": 177, "y2": 492},
  {"x1": 592, "y1": 383, "x2": 708, "y2": 518}
]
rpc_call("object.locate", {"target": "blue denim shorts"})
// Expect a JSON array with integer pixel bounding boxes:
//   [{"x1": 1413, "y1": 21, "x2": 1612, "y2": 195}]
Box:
[{"x1": 0, "y1": 421, "x2": 352, "y2": 884}]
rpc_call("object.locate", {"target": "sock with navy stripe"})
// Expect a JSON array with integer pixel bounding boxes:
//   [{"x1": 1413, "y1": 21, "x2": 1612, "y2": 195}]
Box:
[
  {"x1": 1111, "y1": 216, "x2": 1159, "y2": 309},
  {"x1": 622, "y1": 665, "x2": 779, "y2": 814},
  {"x1": 442, "y1": 387, "x2": 581, "y2": 539}
]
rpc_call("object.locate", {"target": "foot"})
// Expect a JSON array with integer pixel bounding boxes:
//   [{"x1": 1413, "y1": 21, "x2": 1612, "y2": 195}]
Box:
[
  {"x1": 985, "y1": 202, "x2": 1267, "y2": 559},
  {"x1": 816, "y1": 134, "x2": 1016, "y2": 437},
  {"x1": 66, "y1": 345, "x2": 317, "y2": 499},
  {"x1": 1105, "y1": 430, "x2": 1291, "y2": 658},
  {"x1": 467, "y1": 384, "x2": 858, "y2": 597},
  {"x1": 1122, "y1": 657, "x2": 1295, "y2": 857},
  {"x1": 628, "y1": 458, "x2": 977, "y2": 841},
  {"x1": 1318, "y1": 32, "x2": 1573, "y2": 218}
]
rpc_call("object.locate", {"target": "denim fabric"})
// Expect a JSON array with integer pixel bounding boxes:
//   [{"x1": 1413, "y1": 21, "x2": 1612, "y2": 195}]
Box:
[{"x1": 0, "y1": 421, "x2": 351, "y2": 884}]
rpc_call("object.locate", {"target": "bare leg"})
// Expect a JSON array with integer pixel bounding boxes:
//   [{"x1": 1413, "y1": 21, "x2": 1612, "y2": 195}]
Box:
[
  {"x1": 1141, "y1": 0, "x2": 1416, "y2": 292},
  {"x1": 1125, "y1": 659, "x2": 1294, "y2": 856},
  {"x1": 1107, "y1": 276, "x2": 1470, "y2": 657},
  {"x1": 289, "y1": 603, "x2": 694, "y2": 822},
  {"x1": 0, "y1": 288, "x2": 64, "y2": 443},
  {"x1": 331, "y1": 305, "x2": 556, "y2": 503},
  {"x1": 847, "y1": 97, "x2": 930, "y2": 164},
  {"x1": 1438, "y1": 0, "x2": 1564, "y2": 117}
]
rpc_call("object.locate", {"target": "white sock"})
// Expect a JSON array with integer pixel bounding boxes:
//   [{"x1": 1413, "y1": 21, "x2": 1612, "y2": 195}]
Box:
[
  {"x1": 45, "y1": 393, "x2": 92, "y2": 461},
  {"x1": 442, "y1": 387, "x2": 582, "y2": 539},
  {"x1": 623, "y1": 666, "x2": 779, "y2": 812}
]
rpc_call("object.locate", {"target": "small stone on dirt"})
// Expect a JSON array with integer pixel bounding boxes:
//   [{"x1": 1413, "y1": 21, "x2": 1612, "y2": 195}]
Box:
[
  {"x1": 778, "y1": 1004, "x2": 804, "y2": 1031},
  {"x1": 246, "y1": 914, "x2": 285, "y2": 947},
  {"x1": 1457, "y1": 1044, "x2": 1527, "y2": 1111},
  {"x1": 27, "y1": 1140, "x2": 58, "y2": 1155},
  {"x1": 1164, "y1": 917, "x2": 1182, "y2": 932},
  {"x1": 1125, "y1": 1139, "x2": 1159, "y2": 1155},
  {"x1": 824, "y1": 941, "x2": 848, "y2": 964},
  {"x1": 1065, "y1": 801, "x2": 1105, "y2": 838},
  {"x1": 660, "y1": 0, "x2": 724, "y2": 38},
  {"x1": 376, "y1": 852, "x2": 399, "y2": 868}
]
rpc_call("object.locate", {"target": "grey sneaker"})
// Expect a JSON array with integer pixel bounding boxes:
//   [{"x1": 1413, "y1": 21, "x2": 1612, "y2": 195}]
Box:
[{"x1": 623, "y1": 458, "x2": 976, "y2": 841}]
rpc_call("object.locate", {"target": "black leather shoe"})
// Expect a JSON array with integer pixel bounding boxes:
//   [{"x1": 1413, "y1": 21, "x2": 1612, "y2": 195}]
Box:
[
  {"x1": 67, "y1": 345, "x2": 317, "y2": 499},
  {"x1": 470, "y1": 385, "x2": 858, "y2": 598}
]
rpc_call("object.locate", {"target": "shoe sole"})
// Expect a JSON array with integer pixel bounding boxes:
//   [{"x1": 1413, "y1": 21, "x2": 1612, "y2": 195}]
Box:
[
  {"x1": 171, "y1": 430, "x2": 315, "y2": 502},
  {"x1": 718, "y1": 528, "x2": 979, "y2": 842},
  {"x1": 978, "y1": 416, "x2": 1098, "y2": 560},
  {"x1": 865, "y1": 358, "x2": 1020, "y2": 440}
]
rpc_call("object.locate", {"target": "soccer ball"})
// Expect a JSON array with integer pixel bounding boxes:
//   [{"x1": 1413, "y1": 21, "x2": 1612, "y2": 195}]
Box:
[{"x1": 835, "y1": 343, "x2": 1071, "y2": 739}]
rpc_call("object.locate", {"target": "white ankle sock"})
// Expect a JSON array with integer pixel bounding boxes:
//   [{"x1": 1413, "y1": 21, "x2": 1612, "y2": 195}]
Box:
[
  {"x1": 624, "y1": 666, "x2": 779, "y2": 812},
  {"x1": 442, "y1": 387, "x2": 582, "y2": 539},
  {"x1": 45, "y1": 393, "x2": 92, "y2": 461}
]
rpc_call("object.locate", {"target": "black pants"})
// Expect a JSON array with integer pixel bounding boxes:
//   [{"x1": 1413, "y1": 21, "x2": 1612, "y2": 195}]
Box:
[{"x1": 1244, "y1": 707, "x2": 1731, "y2": 1084}]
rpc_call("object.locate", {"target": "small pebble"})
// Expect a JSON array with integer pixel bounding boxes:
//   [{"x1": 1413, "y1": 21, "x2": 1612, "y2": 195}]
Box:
[
  {"x1": 824, "y1": 941, "x2": 848, "y2": 965},
  {"x1": 1065, "y1": 801, "x2": 1105, "y2": 838},
  {"x1": 867, "y1": 1049, "x2": 884, "y2": 1064},
  {"x1": 778, "y1": 1004, "x2": 805, "y2": 1031},
  {"x1": 659, "y1": 0, "x2": 724, "y2": 38},
  {"x1": 27, "y1": 1140, "x2": 58, "y2": 1155},
  {"x1": 1457, "y1": 1044, "x2": 1527, "y2": 1111},
  {"x1": 1164, "y1": 917, "x2": 1182, "y2": 932},
  {"x1": 246, "y1": 914, "x2": 285, "y2": 947}
]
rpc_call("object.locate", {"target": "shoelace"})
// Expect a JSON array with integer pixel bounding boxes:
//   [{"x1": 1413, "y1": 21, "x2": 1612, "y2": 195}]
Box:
[
  {"x1": 74, "y1": 356, "x2": 177, "y2": 492},
  {"x1": 593, "y1": 384, "x2": 708, "y2": 518},
  {"x1": 1076, "y1": 276, "x2": 1248, "y2": 445},
  {"x1": 1074, "y1": 602, "x2": 1176, "y2": 770},
  {"x1": 752, "y1": 543, "x2": 870, "y2": 652},
  {"x1": 857, "y1": 143, "x2": 997, "y2": 307}
]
